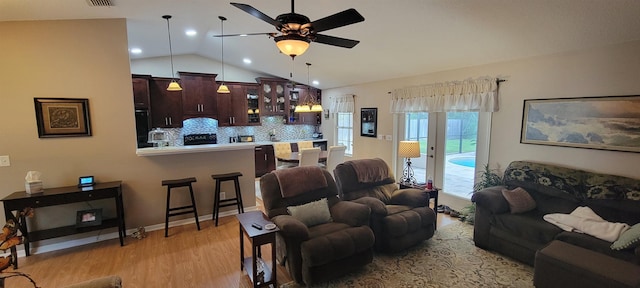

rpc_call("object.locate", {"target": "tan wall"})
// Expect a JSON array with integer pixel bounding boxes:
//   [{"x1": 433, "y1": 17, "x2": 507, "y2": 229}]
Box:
[
  {"x1": 0, "y1": 19, "x2": 256, "y2": 249},
  {"x1": 323, "y1": 40, "x2": 640, "y2": 204}
]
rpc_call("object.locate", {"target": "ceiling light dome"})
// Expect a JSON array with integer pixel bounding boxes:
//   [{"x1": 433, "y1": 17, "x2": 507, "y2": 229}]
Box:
[{"x1": 275, "y1": 34, "x2": 310, "y2": 59}]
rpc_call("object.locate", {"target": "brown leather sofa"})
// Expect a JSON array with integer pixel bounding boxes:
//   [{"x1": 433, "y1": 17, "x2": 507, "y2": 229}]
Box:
[
  {"x1": 333, "y1": 158, "x2": 436, "y2": 253},
  {"x1": 472, "y1": 161, "x2": 640, "y2": 266},
  {"x1": 259, "y1": 166, "x2": 375, "y2": 285}
]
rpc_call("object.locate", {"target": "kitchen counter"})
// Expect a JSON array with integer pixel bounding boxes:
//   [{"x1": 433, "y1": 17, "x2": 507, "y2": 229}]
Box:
[
  {"x1": 136, "y1": 142, "x2": 256, "y2": 156},
  {"x1": 136, "y1": 139, "x2": 328, "y2": 156}
]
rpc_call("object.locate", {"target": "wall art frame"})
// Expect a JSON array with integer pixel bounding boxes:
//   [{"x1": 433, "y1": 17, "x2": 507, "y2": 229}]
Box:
[
  {"x1": 521, "y1": 95, "x2": 640, "y2": 153},
  {"x1": 34, "y1": 98, "x2": 92, "y2": 138}
]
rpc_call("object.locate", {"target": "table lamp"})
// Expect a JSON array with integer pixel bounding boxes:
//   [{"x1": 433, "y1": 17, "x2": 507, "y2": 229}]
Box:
[{"x1": 398, "y1": 141, "x2": 421, "y2": 185}]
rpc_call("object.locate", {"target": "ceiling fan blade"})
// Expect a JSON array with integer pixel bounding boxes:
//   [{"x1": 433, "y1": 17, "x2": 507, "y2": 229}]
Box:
[
  {"x1": 311, "y1": 8, "x2": 364, "y2": 33},
  {"x1": 213, "y1": 32, "x2": 276, "y2": 37},
  {"x1": 231, "y1": 3, "x2": 282, "y2": 28},
  {"x1": 313, "y1": 34, "x2": 360, "y2": 48}
]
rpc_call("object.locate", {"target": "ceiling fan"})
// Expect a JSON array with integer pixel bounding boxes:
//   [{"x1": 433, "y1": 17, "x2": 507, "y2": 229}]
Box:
[{"x1": 217, "y1": 0, "x2": 365, "y2": 58}]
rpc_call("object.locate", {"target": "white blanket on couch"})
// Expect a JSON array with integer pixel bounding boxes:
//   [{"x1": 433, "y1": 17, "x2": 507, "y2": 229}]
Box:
[{"x1": 543, "y1": 206, "x2": 630, "y2": 242}]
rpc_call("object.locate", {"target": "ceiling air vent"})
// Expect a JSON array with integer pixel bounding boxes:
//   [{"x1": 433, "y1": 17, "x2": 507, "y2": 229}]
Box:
[{"x1": 86, "y1": 0, "x2": 114, "y2": 7}]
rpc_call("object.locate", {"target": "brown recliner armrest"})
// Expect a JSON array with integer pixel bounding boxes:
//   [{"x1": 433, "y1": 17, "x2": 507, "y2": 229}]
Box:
[
  {"x1": 330, "y1": 201, "x2": 371, "y2": 227},
  {"x1": 471, "y1": 186, "x2": 510, "y2": 214},
  {"x1": 351, "y1": 196, "x2": 387, "y2": 216},
  {"x1": 390, "y1": 188, "x2": 429, "y2": 208},
  {"x1": 272, "y1": 214, "x2": 310, "y2": 240}
]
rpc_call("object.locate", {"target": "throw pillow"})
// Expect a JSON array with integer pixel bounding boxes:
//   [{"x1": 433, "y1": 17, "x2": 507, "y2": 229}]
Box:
[
  {"x1": 287, "y1": 198, "x2": 332, "y2": 227},
  {"x1": 611, "y1": 223, "x2": 640, "y2": 250},
  {"x1": 501, "y1": 187, "x2": 537, "y2": 213}
]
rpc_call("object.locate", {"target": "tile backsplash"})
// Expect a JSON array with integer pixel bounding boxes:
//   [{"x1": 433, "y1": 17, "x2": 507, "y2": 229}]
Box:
[{"x1": 162, "y1": 116, "x2": 318, "y2": 146}]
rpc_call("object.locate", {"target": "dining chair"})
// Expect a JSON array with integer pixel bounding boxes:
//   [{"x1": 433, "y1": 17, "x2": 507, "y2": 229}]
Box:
[
  {"x1": 297, "y1": 141, "x2": 314, "y2": 150},
  {"x1": 274, "y1": 142, "x2": 295, "y2": 169},
  {"x1": 325, "y1": 145, "x2": 347, "y2": 177},
  {"x1": 298, "y1": 147, "x2": 321, "y2": 167}
]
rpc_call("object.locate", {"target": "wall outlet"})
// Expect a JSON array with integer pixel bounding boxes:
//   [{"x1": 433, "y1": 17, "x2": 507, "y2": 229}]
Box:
[
  {"x1": 0, "y1": 155, "x2": 10, "y2": 167},
  {"x1": 220, "y1": 192, "x2": 226, "y2": 200},
  {"x1": 377, "y1": 135, "x2": 384, "y2": 140}
]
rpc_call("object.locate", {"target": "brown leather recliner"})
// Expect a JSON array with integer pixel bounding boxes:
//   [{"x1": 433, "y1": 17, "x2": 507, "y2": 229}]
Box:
[
  {"x1": 334, "y1": 158, "x2": 436, "y2": 253},
  {"x1": 259, "y1": 166, "x2": 375, "y2": 285}
]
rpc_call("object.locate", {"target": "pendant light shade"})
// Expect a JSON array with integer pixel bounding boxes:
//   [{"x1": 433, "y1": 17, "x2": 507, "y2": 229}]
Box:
[
  {"x1": 163, "y1": 15, "x2": 182, "y2": 91},
  {"x1": 294, "y1": 62, "x2": 323, "y2": 113},
  {"x1": 217, "y1": 16, "x2": 231, "y2": 94}
]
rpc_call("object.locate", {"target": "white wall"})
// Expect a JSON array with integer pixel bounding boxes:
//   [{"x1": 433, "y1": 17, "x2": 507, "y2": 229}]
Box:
[{"x1": 323, "y1": 40, "x2": 640, "y2": 209}]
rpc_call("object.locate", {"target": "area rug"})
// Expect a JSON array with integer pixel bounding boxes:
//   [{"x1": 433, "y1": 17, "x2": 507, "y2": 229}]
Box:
[{"x1": 283, "y1": 222, "x2": 533, "y2": 288}]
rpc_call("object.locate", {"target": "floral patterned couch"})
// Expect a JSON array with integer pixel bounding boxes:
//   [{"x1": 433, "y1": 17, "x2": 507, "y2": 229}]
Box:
[{"x1": 471, "y1": 160, "x2": 640, "y2": 266}]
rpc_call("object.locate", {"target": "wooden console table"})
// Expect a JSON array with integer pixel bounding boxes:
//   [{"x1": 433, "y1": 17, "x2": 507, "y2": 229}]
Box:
[{"x1": 1, "y1": 181, "x2": 126, "y2": 268}]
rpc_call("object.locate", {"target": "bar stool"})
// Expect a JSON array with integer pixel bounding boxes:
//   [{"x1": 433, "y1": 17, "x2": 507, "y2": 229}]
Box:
[
  {"x1": 161, "y1": 177, "x2": 200, "y2": 237},
  {"x1": 211, "y1": 172, "x2": 244, "y2": 226}
]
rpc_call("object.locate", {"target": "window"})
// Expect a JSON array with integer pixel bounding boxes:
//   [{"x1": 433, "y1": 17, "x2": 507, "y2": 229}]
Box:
[{"x1": 336, "y1": 112, "x2": 353, "y2": 155}]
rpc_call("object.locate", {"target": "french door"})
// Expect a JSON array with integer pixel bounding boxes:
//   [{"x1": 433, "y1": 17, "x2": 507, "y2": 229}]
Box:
[{"x1": 399, "y1": 112, "x2": 491, "y2": 199}]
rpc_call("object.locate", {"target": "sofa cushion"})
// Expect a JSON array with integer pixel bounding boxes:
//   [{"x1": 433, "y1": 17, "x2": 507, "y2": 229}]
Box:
[
  {"x1": 494, "y1": 212, "x2": 562, "y2": 244},
  {"x1": 611, "y1": 223, "x2": 640, "y2": 251},
  {"x1": 382, "y1": 206, "x2": 428, "y2": 237},
  {"x1": 502, "y1": 187, "x2": 536, "y2": 213},
  {"x1": 301, "y1": 226, "x2": 375, "y2": 267},
  {"x1": 288, "y1": 198, "x2": 332, "y2": 227}
]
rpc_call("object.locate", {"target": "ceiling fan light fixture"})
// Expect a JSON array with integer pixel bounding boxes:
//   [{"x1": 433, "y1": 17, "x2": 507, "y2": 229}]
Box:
[
  {"x1": 275, "y1": 34, "x2": 310, "y2": 58},
  {"x1": 217, "y1": 83, "x2": 230, "y2": 94}
]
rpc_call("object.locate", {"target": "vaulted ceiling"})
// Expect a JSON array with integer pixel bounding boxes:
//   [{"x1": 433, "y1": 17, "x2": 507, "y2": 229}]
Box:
[{"x1": 3, "y1": 0, "x2": 640, "y2": 89}]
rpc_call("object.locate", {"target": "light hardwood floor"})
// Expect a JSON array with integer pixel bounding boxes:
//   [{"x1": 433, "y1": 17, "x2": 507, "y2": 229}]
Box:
[{"x1": 5, "y1": 201, "x2": 457, "y2": 288}]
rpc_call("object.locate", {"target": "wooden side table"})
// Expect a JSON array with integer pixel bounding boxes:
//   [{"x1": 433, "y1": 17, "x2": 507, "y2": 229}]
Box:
[
  {"x1": 399, "y1": 182, "x2": 439, "y2": 228},
  {"x1": 237, "y1": 211, "x2": 279, "y2": 288}
]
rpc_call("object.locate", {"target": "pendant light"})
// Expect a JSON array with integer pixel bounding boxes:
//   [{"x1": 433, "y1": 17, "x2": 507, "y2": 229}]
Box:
[
  {"x1": 216, "y1": 16, "x2": 230, "y2": 94},
  {"x1": 163, "y1": 15, "x2": 182, "y2": 91},
  {"x1": 294, "y1": 62, "x2": 322, "y2": 113}
]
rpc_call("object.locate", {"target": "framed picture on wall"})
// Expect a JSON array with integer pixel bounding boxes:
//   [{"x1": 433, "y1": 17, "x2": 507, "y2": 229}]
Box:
[
  {"x1": 34, "y1": 98, "x2": 92, "y2": 138},
  {"x1": 361, "y1": 108, "x2": 377, "y2": 137},
  {"x1": 521, "y1": 95, "x2": 640, "y2": 153}
]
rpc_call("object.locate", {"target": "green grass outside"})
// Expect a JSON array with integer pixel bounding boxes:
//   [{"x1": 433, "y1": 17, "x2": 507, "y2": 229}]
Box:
[{"x1": 417, "y1": 138, "x2": 476, "y2": 154}]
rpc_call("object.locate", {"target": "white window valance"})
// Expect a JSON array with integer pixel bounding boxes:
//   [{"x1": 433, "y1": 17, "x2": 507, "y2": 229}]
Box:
[
  {"x1": 329, "y1": 94, "x2": 355, "y2": 113},
  {"x1": 390, "y1": 77, "x2": 500, "y2": 113}
]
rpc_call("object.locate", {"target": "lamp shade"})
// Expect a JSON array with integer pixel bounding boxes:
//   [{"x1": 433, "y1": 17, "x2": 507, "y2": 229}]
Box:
[
  {"x1": 398, "y1": 141, "x2": 421, "y2": 158},
  {"x1": 275, "y1": 35, "x2": 310, "y2": 57},
  {"x1": 217, "y1": 83, "x2": 230, "y2": 94},
  {"x1": 167, "y1": 80, "x2": 183, "y2": 91},
  {"x1": 294, "y1": 105, "x2": 311, "y2": 113},
  {"x1": 310, "y1": 104, "x2": 323, "y2": 112}
]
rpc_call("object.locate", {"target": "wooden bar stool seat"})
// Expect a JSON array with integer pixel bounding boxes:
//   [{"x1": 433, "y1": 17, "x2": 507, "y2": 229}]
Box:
[
  {"x1": 162, "y1": 177, "x2": 200, "y2": 237},
  {"x1": 211, "y1": 172, "x2": 244, "y2": 226}
]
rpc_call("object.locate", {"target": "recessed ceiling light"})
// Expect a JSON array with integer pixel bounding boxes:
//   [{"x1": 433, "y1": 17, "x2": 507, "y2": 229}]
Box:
[
  {"x1": 240, "y1": 34, "x2": 248, "y2": 37},
  {"x1": 312, "y1": 80, "x2": 319, "y2": 86},
  {"x1": 185, "y1": 30, "x2": 197, "y2": 36},
  {"x1": 130, "y1": 48, "x2": 142, "y2": 54},
  {"x1": 243, "y1": 58, "x2": 252, "y2": 64}
]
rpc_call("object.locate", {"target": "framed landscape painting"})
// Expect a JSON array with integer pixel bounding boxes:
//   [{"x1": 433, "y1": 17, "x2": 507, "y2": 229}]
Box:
[
  {"x1": 521, "y1": 95, "x2": 640, "y2": 153},
  {"x1": 34, "y1": 98, "x2": 92, "y2": 138}
]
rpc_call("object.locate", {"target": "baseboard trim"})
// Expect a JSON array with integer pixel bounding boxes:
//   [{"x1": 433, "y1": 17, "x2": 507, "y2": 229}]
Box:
[{"x1": 9, "y1": 206, "x2": 259, "y2": 258}]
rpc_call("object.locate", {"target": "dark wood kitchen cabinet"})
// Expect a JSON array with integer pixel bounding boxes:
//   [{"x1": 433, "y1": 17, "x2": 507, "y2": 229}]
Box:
[
  {"x1": 218, "y1": 83, "x2": 259, "y2": 126},
  {"x1": 150, "y1": 77, "x2": 183, "y2": 128},
  {"x1": 255, "y1": 145, "x2": 275, "y2": 177},
  {"x1": 258, "y1": 78, "x2": 287, "y2": 116},
  {"x1": 132, "y1": 74, "x2": 152, "y2": 109},
  {"x1": 179, "y1": 72, "x2": 218, "y2": 119}
]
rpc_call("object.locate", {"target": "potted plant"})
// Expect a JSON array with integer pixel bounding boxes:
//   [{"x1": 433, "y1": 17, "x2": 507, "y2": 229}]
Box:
[{"x1": 460, "y1": 164, "x2": 503, "y2": 224}]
